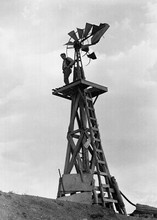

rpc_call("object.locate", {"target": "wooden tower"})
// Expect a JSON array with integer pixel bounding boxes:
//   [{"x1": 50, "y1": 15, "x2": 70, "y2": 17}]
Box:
[{"x1": 52, "y1": 23, "x2": 126, "y2": 214}]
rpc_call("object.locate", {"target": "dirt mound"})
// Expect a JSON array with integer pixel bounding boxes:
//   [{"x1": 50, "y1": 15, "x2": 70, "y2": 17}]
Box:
[{"x1": 0, "y1": 191, "x2": 156, "y2": 220}]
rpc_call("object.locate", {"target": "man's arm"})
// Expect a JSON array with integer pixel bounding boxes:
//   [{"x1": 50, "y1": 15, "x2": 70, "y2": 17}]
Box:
[{"x1": 67, "y1": 57, "x2": 75, "y2": 68}]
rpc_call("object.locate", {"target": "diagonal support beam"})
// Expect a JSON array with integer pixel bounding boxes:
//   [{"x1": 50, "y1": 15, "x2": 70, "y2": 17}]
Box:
[
  {"x1": 66, "y1": 133, "x2": 83, "y2": 173},
  {"x1": 66, "y1": 131, "x2": 84, "y2": 173}
]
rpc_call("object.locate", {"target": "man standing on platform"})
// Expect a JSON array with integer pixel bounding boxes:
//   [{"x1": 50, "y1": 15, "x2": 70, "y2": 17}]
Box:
[{"x1": 60, "y1": 53, "x2": 75, "y2": 85}]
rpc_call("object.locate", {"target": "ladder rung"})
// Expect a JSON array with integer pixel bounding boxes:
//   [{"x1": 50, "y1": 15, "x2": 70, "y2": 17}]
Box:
[
  {"x1": 86, "y1": 96, "x2": 92, "y2": 101},
  {"x1": 95, "y1": 138, "x2": 101, "y2": 142},
  {"x1": 101, "y1": 184, "x2": 115, "y2": 194},
  {"x1": 90, "y1": 117, "x2": 96, "y2": 121},
  {"x1": 88, "y1": 107, "x2": 94, "y2": 111},
  {"x1": 94, "y1": 185, "x2": 109, "y2": 190},
  {"x1": 94, "y1": 171, "x2": 107, "y2": 176},
  {"x1": 98, "y1": 160, "x2": 106, "y2": 164},
  {"x1": 92, "y1": 127, "x2": 99, "y2": 131},
  {"x1": 101, "y1": 184, "x2": 110, "y2": 188},
  {"x1": 99, "y1": 171, "x2": 108, "y2": 176},
  {"x1": 96, "y1": 149, "x2": 103, "y2": 153},
  {"x1": 103, "y1": 198, "x2": 118, "y2": 203}
]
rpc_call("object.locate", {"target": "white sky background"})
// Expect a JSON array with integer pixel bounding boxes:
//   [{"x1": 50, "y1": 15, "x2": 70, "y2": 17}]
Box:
[{"x1": 0, "y1": 0, "x2": 157, "y2": 213}]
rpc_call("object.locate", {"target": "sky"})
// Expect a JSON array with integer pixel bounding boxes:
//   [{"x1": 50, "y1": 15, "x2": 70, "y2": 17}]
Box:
[{"x1": 0, "y1": 0, "x2": 157, "y2": 213}]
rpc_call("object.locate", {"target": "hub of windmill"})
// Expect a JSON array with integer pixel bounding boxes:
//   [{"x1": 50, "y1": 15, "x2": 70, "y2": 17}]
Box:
[
  {"x1": 52, "y1": 23, "x2": 127, "y2": 215},
  {"x1": 74, "y1": 41, "x2": 81, "y2": 51}
]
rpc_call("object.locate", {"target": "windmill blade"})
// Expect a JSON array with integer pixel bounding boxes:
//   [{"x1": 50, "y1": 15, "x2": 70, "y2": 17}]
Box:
[
  {"x1": 81, "y1": 45, "x2": 89, "y2": 52},
  {"x1": 87, "y1": 52, "x2": 97, "y2": 59},
  {"x1": 91, "y1": 24, "x2": 100, "y2": 35},
  {"x1": 68, "y1": 30, "x2": 78, "y2": 41},
  {"x1": 83, "y1": 23, "x2": 93, "y2": 38},
  {"x1": 77, "y1": 28, "x2": 84, "y2": 39},
  {"x1": 91, "y1": 23, "x2": 109, "y2": 45},
  {"x1": 64, "y1": 41, "x2": 74, "y2": 46}
]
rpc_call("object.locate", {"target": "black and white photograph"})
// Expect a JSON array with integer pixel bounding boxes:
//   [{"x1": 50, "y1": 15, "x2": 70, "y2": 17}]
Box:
[{"x1": 0, "y1": 0, "x2": 157, "y2": 219}]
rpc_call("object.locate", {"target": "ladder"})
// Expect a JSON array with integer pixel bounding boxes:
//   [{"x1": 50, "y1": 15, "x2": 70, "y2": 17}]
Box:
[{"x1": 84, "y1": 90, "x2": 126, "y2": 214}]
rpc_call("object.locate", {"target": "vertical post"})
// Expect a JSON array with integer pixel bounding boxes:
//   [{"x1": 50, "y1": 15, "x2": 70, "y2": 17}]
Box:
[{"x1": 73, "y1": 46, "x2": 85, "y2": 81}]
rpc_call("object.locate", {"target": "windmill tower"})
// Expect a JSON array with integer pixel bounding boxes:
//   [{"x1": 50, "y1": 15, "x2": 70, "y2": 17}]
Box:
[{"x1": 53, "y1": 23, "x2": 126, "y2": 215}]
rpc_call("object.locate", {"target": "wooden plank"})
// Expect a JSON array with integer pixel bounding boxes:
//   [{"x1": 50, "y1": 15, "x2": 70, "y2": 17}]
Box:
[
  {"x1": 96, "y1": 149, "x2": 102, "y2": 153},
  {"x1": 102, "y1": 184, "x2": 110, "y2": 188},
  {"x1": 99, "y1": 171, "x2": 107, "y2": 176},
  {"x1": 64, "y1": 132, "x2": 82, "y2": 174},
  {"x1": 66, "y1": 132, "x2": 84, "y2": 173},
  {"x1": 66, "y1": 135, "x2": 83, "y2": 173},
  {"x1": 57, "y1": 192, "x2": 93, "y2": 205},
  {"x1": 69, "y1": 93, "x2": 80, "y2": 131},
  {"x1": 64, "y1": 142, "x2": 72, "y2": 174},
  {"x1": 97, "y1": 160, "x2": 106, "y2": 164},
  {"x1": 59, "y1": 174, "x2": 94, "y2": 193},
  {"x1": 87, "y1": 87, "x2": 107, "y2": 97},
  {"x1": 70, "y1": 129, "x2": 82, "y2": 135},
  {"x1": 52, "y1": 90, "x2": 71, "y2": 100},
  {"x1": 52, "y1": 79, "x2": 108, "y2": 99},
  {"x1": 102, "y1": 198, "x2": 117, "y2": 203},
  {"x1": 81, "y1": 79, "x2": 108, "y2": 94}
]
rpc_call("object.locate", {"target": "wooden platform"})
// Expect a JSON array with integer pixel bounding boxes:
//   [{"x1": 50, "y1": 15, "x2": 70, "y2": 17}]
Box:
[{"x1": 52, "y1": 79, "x2": 108, "y2": 100}]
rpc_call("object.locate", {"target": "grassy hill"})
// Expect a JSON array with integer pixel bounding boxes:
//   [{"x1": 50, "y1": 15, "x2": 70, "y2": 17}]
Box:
[{"x1": 0, "y1": 191, "x2": 156, "y2": 220}]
